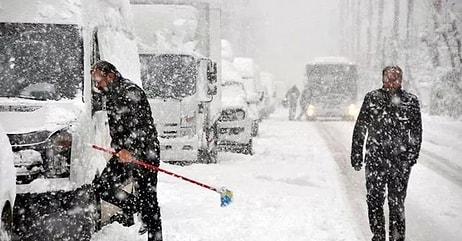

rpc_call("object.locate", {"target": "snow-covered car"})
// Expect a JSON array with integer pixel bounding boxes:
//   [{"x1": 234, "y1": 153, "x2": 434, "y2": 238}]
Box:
[
  {"x1": 0, "y1": 124, "x2": 16, "y2": 240},
  {"x1": 217, "y1": 81, "x2": 253, "y2": 155},
  {"x1": 233, "y1": 57, "x2": 264, "y2": 133}
]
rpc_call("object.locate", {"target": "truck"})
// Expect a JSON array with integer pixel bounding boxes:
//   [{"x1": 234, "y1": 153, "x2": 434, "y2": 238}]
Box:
[
  {"x1": 0, "y1": 0, "x2": 142, "y2": 239},
  {"x1": 303, "y1": 56, "x2": 359, "y2": 121},
  {"x1": 130, "y1": 1, "x2": 222, "y2": 163},
  {"x1": 139, "y1": 52, "x2": 220, "y2": 163}
]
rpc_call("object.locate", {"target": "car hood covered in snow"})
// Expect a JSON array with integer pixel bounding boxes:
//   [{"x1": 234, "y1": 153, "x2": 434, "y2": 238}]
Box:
[{"x1": 0, "y1": 98, "x2": 84, "y2": 134}]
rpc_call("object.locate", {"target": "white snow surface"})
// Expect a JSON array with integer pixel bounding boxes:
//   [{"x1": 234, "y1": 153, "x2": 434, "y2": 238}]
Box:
[
  {"x1": 91, "y1": 107, "x2": 462, "y2": 241},
  {"x1": 0, "y1": 124, "x2": 16, "y2": 206}
]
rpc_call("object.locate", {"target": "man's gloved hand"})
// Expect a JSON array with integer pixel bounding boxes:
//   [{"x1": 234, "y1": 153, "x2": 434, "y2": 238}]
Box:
[
  {"x1": 351, "y1": 154, "x2": 363, "y2": 171},
  {"x1": 117, "y1": 149, "x2": 135, "y2": 163}
]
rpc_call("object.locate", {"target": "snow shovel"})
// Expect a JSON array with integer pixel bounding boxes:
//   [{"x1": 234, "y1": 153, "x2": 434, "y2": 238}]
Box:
[{"x1": 91, "y1": 144, "x2": 233, "y2": 207}]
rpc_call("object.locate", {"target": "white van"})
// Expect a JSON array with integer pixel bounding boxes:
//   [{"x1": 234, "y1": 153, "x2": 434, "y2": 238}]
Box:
[
  {"x1": 0, "y1": 124, "x2": 15, "y2": 241},
  {"x1": 0, "y1": 0, "x2": 140, "y2": 239},
  {"x1": 233, "y1": 57, "x2": 262, "y2": 136}
]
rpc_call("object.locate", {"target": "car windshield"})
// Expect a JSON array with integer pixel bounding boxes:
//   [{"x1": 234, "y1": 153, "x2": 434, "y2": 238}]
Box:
[
  {"x1": 0, "y1": 22, "x2": 84, "y2": 100},
  {"x1": 140, "y1": 54, "x2": 197, "y2": 99},
  {"x1": 306, "y1": 64, "x2": 357, "y2": 101}
]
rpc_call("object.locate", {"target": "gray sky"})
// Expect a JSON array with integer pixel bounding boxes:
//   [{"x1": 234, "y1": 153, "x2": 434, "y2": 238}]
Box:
[{"x1": 252, "y1": 0, "x2": 341, "y2": 87}]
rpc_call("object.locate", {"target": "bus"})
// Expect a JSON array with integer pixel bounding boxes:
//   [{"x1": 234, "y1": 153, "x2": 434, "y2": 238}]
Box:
[{"x1": 302, "y1": 56, "x2": 359, "y2": 121}]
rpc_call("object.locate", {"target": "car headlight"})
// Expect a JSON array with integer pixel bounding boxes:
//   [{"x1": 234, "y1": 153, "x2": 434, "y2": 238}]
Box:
[
  {"x1": 348, "y1": 104, "x2": 359, "y2": 117},
  {"x1": 306, "y1": 105, "x2": 315, "y2": 116},
  {"x1": 235, "y1": 110, "x2": 245, "y2": 120},
  {"x1": 45, "y1": 130, "x2": 73, "y2": 178}
]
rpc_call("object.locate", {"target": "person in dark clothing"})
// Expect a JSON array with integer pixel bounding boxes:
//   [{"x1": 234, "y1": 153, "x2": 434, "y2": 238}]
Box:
[
  {"x1": 91, "y1": 60, "x2": 162, "y2": 241},
  {"x1": 296, "y1": 86, "x2": 312, "y2": 121},
  {"x1": 285, "y1": 85, "x2": 300, "y2": 120},
  {"x1": 351, "y1": 66, "x2": 422, "y2": 241}
]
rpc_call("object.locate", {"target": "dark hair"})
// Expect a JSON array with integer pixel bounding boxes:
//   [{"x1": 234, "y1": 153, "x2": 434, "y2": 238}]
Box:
[
  {"x1": 382, "y1": 65, "x2": 402, "y2": 77},
  {"x1": 91, "y1": 60, "x2": 118, "y2": 76}
]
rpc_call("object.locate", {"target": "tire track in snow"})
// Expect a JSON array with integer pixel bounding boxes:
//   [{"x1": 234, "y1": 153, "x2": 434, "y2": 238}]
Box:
[
  {"x1": 316, "y1": 121, "x2": 460, "y2": 241},
  {"x1": 419, "y1": 149, "x2": 462, "y2": 188}
]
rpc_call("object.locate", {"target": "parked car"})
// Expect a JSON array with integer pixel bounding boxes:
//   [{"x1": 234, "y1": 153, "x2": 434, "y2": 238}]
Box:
[
  {"x1": 218, "y1": 81, "x2": 253, "y2": 155},
  {"x1": 0, "y1": 123, "x2": 16, "y2": 240}
]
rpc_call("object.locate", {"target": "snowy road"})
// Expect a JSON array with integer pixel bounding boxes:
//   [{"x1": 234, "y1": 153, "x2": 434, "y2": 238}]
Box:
[
  {"x1": 315, "y1": 119, "x2": 462, "y2": 241},
  {"x1": 92, "y1": 108, "x2": 462, "y2": 241}
]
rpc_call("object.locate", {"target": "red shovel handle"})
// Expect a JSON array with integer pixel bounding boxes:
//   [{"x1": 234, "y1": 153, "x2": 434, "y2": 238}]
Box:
[{"x1": 91, "y1": 144, "x2": 219, "y2": 193}]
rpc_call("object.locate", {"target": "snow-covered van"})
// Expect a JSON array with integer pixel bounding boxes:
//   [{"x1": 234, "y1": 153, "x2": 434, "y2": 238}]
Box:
[
  {"x1": 131, "y1": 1, "x2": 222, "y2": 163},
  {"x1": 0, "y1": 0, "x2": 141, "y2": 239},
  {"x1": 217, "y1": 60, "x2": 253, "y2": 155},
  {"x1": 0, "y1": 123, "x2": 15, "y2": 241},
  {"x1": 232, "y1": 57, "x2": 261, "y2": 136}
]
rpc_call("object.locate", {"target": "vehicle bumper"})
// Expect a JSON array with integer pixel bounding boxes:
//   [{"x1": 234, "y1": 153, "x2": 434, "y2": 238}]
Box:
[
  {"x1": 217, "y1": 120, "x2": 252, "y2": 145},
  {"x1": 159, "y1": 136, "x2": 199, "y2": 162}
]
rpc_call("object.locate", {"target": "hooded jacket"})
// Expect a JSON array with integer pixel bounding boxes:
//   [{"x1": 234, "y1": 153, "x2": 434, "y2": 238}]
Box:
[{"x1": 351, "y1": 87, "x2": 422, "y2": 169}]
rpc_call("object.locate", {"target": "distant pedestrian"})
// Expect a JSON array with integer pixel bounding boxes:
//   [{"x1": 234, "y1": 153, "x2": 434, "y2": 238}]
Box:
[
  {"x1": 91, "y1": 60, "x2": 163, "y2": 241},
  {"x1": 285, "y1": 85, "x2": 300, "y2": 120},
  {"x1": 297, "y1": 86, "x2": 312, "y2": 121},
  {"x1": 350, "y1": 65, "x2": 422, "y2": 241}
]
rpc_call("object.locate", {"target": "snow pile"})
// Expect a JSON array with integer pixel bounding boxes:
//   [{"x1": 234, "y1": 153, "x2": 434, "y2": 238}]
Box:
[
  {"x1": 221, "y1": 83, "x2": 247, "y2": 109},
  {"x1": 131, "y1": 4, "x2": 199, "y2": 54},
  {"x1": 233, "y1": 57, "x2": 256, "y2": 79},
  {"x1": 221, "y1": 39, "x2": 235, "y2": 62}
]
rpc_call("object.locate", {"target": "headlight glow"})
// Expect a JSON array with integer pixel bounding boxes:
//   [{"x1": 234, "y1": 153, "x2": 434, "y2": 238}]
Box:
[
  {"x1": 348, "y1": 104, "x2": 359, "y2": 117},
  {"x1": 306, "y1": 105, "x2": 315, "y2": 116}
]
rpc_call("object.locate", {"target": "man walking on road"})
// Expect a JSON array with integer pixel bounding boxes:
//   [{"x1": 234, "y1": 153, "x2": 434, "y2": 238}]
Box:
[
  {"x1": 91, "y1": 60, "x2": 163, "y2": 241},
  {"x1": 350, "y1": 65, "x2": 422, "y2": 241}
]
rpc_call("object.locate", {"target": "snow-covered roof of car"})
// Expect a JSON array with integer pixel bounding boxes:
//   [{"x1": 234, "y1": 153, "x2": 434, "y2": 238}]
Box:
[
  {"x1": 233, "y1": 57, "x2": 256, "y2": 79},
  {"x1": 311, "y1": 56, "x2": 355, "y2": 65}
]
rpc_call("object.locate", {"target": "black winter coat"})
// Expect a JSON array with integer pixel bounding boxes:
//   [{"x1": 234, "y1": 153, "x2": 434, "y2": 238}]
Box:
[
  {"x1": 103, "y1": 74, "x2": 160, "y2": 166},
  {"x1": 351, "y1": 88, "x2": 422, "y2": 169}
]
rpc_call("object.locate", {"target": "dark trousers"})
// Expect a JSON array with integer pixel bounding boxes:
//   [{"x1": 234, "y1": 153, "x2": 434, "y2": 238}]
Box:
[
  {"x1": 93, "y1": 157, "x2": 162, "y2": 241},
  {"x1": 365, "y1": 162, "x2": 411, "y2": 241},
  {"x1": 288, "y1": 103, "x2": 297, "y2": 120}
]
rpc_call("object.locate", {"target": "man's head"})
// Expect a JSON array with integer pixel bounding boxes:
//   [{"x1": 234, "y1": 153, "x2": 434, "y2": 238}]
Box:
[
  {"x1": 90, "y1": 60, "x2": 118, "y2": 90},
  {"x1": 382, "y1": 65, "x2": 402, "y2": 92}
]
